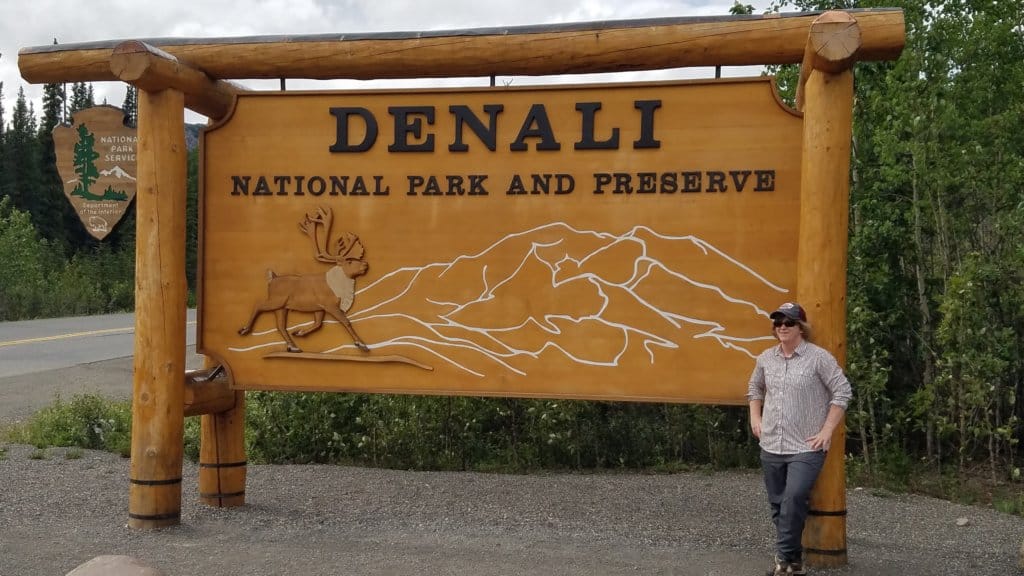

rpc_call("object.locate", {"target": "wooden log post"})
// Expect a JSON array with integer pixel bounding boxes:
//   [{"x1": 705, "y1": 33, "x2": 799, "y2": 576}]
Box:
[
  {"x1": 128, "y1": 87, "x2": 187, "y2": 529},
  {"x1": 198, "y1": 393, "x2": 247, "y2": 507},
  {"x1": 796, "y1": 11, "x2": 859, "y2": 568},
  {"x1": 197, "y1": 359, "x2": 247, "y2": 508}
]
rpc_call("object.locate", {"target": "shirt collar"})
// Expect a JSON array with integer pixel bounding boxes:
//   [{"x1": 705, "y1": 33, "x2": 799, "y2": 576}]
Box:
[{"x1": 773, "y1": 339, "x2": 809, "y2": 357}]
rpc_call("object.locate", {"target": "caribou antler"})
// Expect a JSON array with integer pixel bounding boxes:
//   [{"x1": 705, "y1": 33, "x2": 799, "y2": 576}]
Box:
[
  {"x1": 299, "y1": 206, "x2": 336, "y2": 263},
  {"x1": 337, "y1": 232, "x2": 364, "y2": 261}
]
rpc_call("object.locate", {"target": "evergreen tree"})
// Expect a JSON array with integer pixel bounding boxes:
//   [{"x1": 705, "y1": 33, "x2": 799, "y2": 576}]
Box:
[
  {"x1": 38, "y1": 81, "x2": 70, "y2": 246},
  {"x1": 71, "y1": 124, "x2": 100, "y2": 199},
  {"x1": 0, "y1": 81, "x2": 6, "y2": 203},
  {"x1": 69, "y1": 82, "x2": 95, "y2": 113},
  {"x1": 122, "y1": 86, "x2": 137, "y2": 128},
  {"x1": 3, "y1": 88, "x2": 42, "y2": 222}
]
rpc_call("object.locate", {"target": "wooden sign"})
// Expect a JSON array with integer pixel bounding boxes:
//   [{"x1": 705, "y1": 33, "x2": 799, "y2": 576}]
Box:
[
  {"x1": 200, "y1": 77, "x2": 802, "y2": 404},
  {"x1": 53, "y1": 106, "x2": 137, "y2": 240}
]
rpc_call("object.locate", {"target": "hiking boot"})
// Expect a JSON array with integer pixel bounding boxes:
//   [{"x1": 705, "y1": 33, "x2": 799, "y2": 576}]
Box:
[
  {"x1": 787, "y1": 559, "x2": 806, "y2": 575},
  {"x1": 768, "y1": 555, "x2": 789, "y2": 576}
]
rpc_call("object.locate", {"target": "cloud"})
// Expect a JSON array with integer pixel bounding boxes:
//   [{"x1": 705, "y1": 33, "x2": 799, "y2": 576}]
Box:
[{"x1": 1, "y1": 0, "x2": 761, "y2": 124}]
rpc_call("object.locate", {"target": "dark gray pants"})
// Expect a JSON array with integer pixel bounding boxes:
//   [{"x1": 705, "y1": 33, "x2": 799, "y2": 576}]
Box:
[{"x1": 760, "y1": 449, "x2": 826, "y2": 563}]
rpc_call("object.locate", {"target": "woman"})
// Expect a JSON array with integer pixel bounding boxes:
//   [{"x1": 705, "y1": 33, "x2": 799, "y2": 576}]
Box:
[{"x1": 747, "y1": 302, "x2": 853, "y2": 576}]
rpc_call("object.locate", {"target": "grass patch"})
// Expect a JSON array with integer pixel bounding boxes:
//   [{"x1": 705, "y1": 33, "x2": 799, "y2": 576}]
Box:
[
  {"x1": 0, "y1": 446, "x2": 6, "y2": 460},
  {"x1": 29, "y1": 448, "x2": 47, "y2": 460},
  {"x1": 64, "y1": 447, "x2": 84, "y2": 460},
  {"x1": 5, "y1": 394, "x2": 133, "y2": 456},
  {"x1": 847, "y1": 453, "x2": 1024, "y2": 516}
]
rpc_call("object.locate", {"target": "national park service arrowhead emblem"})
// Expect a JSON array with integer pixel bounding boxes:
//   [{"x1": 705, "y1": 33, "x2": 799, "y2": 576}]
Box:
[{"x1": 52, "y1": 105, "x2": 137, "y2": 240}]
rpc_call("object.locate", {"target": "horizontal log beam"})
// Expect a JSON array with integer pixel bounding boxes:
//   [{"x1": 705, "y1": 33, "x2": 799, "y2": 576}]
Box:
[
  {"x1": 110, "y1": 41, "x2": 241, "y2": 120},
  {"x1": 20, "y1": 9, "x2": 904, "y2": 85},
  {"x1": 183, "y1": 366, "x2": 235, "y2": 417}
]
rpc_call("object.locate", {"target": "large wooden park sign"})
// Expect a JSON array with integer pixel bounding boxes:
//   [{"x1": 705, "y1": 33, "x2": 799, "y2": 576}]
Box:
[
  {"x1": 20, "y1": 9, "x2": 904, "y2": 568},
  {"x1": 208, "y1": 79, "x2": 800, "y2": 401}
]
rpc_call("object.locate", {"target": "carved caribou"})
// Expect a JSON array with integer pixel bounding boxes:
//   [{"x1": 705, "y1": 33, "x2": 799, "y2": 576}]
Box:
[{"x1": 238, "y1": 206, "x2": 370, "y2": 353}]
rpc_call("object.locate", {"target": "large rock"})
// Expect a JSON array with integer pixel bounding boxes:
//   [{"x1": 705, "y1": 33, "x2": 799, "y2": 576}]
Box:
[{"x1": 66, "y1": 555, "x2": 164, "y2": 576}]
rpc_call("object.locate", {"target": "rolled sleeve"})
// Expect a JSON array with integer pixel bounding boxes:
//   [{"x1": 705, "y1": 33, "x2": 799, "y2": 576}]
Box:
[
  {"x1": 819, "y1": 354, "x2": 853, "y2": 410},
  {"x1": 747, "y1": 357, "x2": 766, "y2": 402}
]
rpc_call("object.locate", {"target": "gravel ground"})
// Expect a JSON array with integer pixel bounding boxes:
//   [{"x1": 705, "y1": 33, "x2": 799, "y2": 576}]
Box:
[{"x1": 1, "y1": 355, "x2": 1023, "y2": 575}]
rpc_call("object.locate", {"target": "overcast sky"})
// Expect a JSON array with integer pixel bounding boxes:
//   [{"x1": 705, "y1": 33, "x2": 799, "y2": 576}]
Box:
[{"x1": 1, "y1": 0, "x2": 767, "y2": 124}]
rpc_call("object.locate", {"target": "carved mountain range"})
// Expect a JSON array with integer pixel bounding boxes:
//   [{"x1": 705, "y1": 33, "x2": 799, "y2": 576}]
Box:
[{"x1": 231, "y1": 222, "x2": 789, "y2": 377}]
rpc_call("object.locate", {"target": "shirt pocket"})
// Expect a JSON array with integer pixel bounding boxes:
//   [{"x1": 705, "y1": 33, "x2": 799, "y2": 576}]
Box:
[
  {"x1": 765, "y1": 365, "x2": 786, "y2": 386},
  {"x1": 790, "y1": 364, "x2": 820, "y2": 391}
]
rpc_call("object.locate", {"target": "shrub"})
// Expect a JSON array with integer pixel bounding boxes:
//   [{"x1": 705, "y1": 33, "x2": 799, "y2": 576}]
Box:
[{"x1": 10, "y1": 394, "x2": 133, "y2": 456}]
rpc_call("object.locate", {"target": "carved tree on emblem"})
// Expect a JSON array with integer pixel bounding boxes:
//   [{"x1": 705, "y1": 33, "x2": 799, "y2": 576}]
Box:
[
  {"x1": 70, "y1": 123, "x2": 128, "y2": 201},
  {"x1": 72, "y1": 124, "x2": 101, "y2": 200}
]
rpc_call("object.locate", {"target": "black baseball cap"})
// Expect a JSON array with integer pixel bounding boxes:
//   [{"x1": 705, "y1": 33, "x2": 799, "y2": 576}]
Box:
[{"x1": 770, "y1": 302, "x2": 807, "y2": 322}]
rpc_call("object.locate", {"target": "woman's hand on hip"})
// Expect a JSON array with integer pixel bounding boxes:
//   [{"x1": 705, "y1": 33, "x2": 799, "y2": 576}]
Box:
[{"x1": 806, "y1": 430, "x2": 832, "y2": 451}]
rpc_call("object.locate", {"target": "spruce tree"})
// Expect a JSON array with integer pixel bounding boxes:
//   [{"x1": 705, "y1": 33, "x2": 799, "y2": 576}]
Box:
[
  {"x1": 122, "y1": 86, "x2": 137, "y2": 128},
  {"x1": 0, "y1": 82, "x2": 6, "y2": 203},
  {"x1": 4, "y1": 89, "x2": 42, "y2": 229},
  {"x1": 70, "y1": 82, "x2": 95, "y2": 113},
  {"x1": 38, "y1": 81, "x2": 70, "y2": 246}
]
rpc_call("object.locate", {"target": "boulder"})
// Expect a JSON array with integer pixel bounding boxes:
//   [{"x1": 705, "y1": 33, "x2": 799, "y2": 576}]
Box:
[{"x1": 66, "y1": 555, "x2": 164, "y2": 576}]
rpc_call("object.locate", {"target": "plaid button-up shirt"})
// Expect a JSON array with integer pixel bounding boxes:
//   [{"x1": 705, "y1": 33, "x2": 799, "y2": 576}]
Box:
[{"x1": 746, "y1": 340, "x2": 853, "y2": 455}]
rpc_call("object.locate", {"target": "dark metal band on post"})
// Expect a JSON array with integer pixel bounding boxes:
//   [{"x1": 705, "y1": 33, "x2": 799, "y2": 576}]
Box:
[
  {"x1": 128, "y1": 511, "x2": 182, "y2": 521},
  {"x1": 129, "y1": 477, "x2": 183, "y2": 486},
  {"x1": 805, "y1": 547, "x2": 848, "y2": 556},
  {"x1": 808, "y1": 508, "x2": 847, "y2": 516},
  {"x1": 199, "y1": 490, "x2": 246, "y2": 499}
]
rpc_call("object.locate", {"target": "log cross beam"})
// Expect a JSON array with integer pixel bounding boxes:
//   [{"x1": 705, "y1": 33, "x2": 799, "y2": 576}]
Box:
[
  {"x1": 20, "y1": 9, "x2": 904, "y2": 87},
  {"x1": 109, "y1": 40, "x2": 243, "y2": 121},
  {"x1": 796, "y1": 11, "x2": 862, "y2": 111}
]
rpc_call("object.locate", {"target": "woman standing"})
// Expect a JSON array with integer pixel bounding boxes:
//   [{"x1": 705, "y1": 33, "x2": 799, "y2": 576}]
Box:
[{"x1": 747, "y1": 302, "x2": 853, "y2": 576}]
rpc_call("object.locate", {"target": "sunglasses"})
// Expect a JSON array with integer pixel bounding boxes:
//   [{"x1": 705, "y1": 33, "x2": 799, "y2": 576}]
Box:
[{"x1": 772, "y1": 319, "x2": 798, "y2": 328}]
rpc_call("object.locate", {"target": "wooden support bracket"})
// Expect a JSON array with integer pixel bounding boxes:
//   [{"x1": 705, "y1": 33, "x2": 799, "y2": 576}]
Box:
[
  {"x1": 183, "y1": 365, "x2": 235, "y2": 416},
  {"x1": 110, "y1": 40, "x2": 242, "y2": 120}
]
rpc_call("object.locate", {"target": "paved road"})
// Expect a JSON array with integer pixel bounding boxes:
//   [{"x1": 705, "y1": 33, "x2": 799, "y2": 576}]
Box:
[
  {"x1": 0, "y1": 310, "x2": 197, "y2": 379},
  {"x1": 0, "y1": 311, "x2": 201, "y2": 424}
]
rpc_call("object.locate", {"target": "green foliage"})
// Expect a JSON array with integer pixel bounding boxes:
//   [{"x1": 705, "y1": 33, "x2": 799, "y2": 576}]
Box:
[
  {"x1": 69, "y1": 82, "x2": 94, "y2": 114},
  {"x1": 245, "y1": 392, "x2": 758, "y2": 471},
  {"x1": 729, "y1": 2, "x2": 755, "y2": 15},
  {"x1": 6, "y1": 394, "x2": 132, "y2": 457},
  {"x1": 0, "y1": 197, "x2": 56, "y2": 318},
  {"x1": 0, "y1": 198, "x2": 135, "y2": 320},
  {"x1": 184, "y1": 416, "x2": 202, "y2": 462},
  {"x1": 765, "y1": 0, "x2": 1024, "y2": 486},
  {"x1": 121, "y1": 86, "x2": 137, "y2": 128}
]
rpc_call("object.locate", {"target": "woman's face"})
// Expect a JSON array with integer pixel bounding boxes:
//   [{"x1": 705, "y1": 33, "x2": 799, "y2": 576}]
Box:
[{"x1": 773, "y1": 318, "x2": 803, "y2": 346}]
